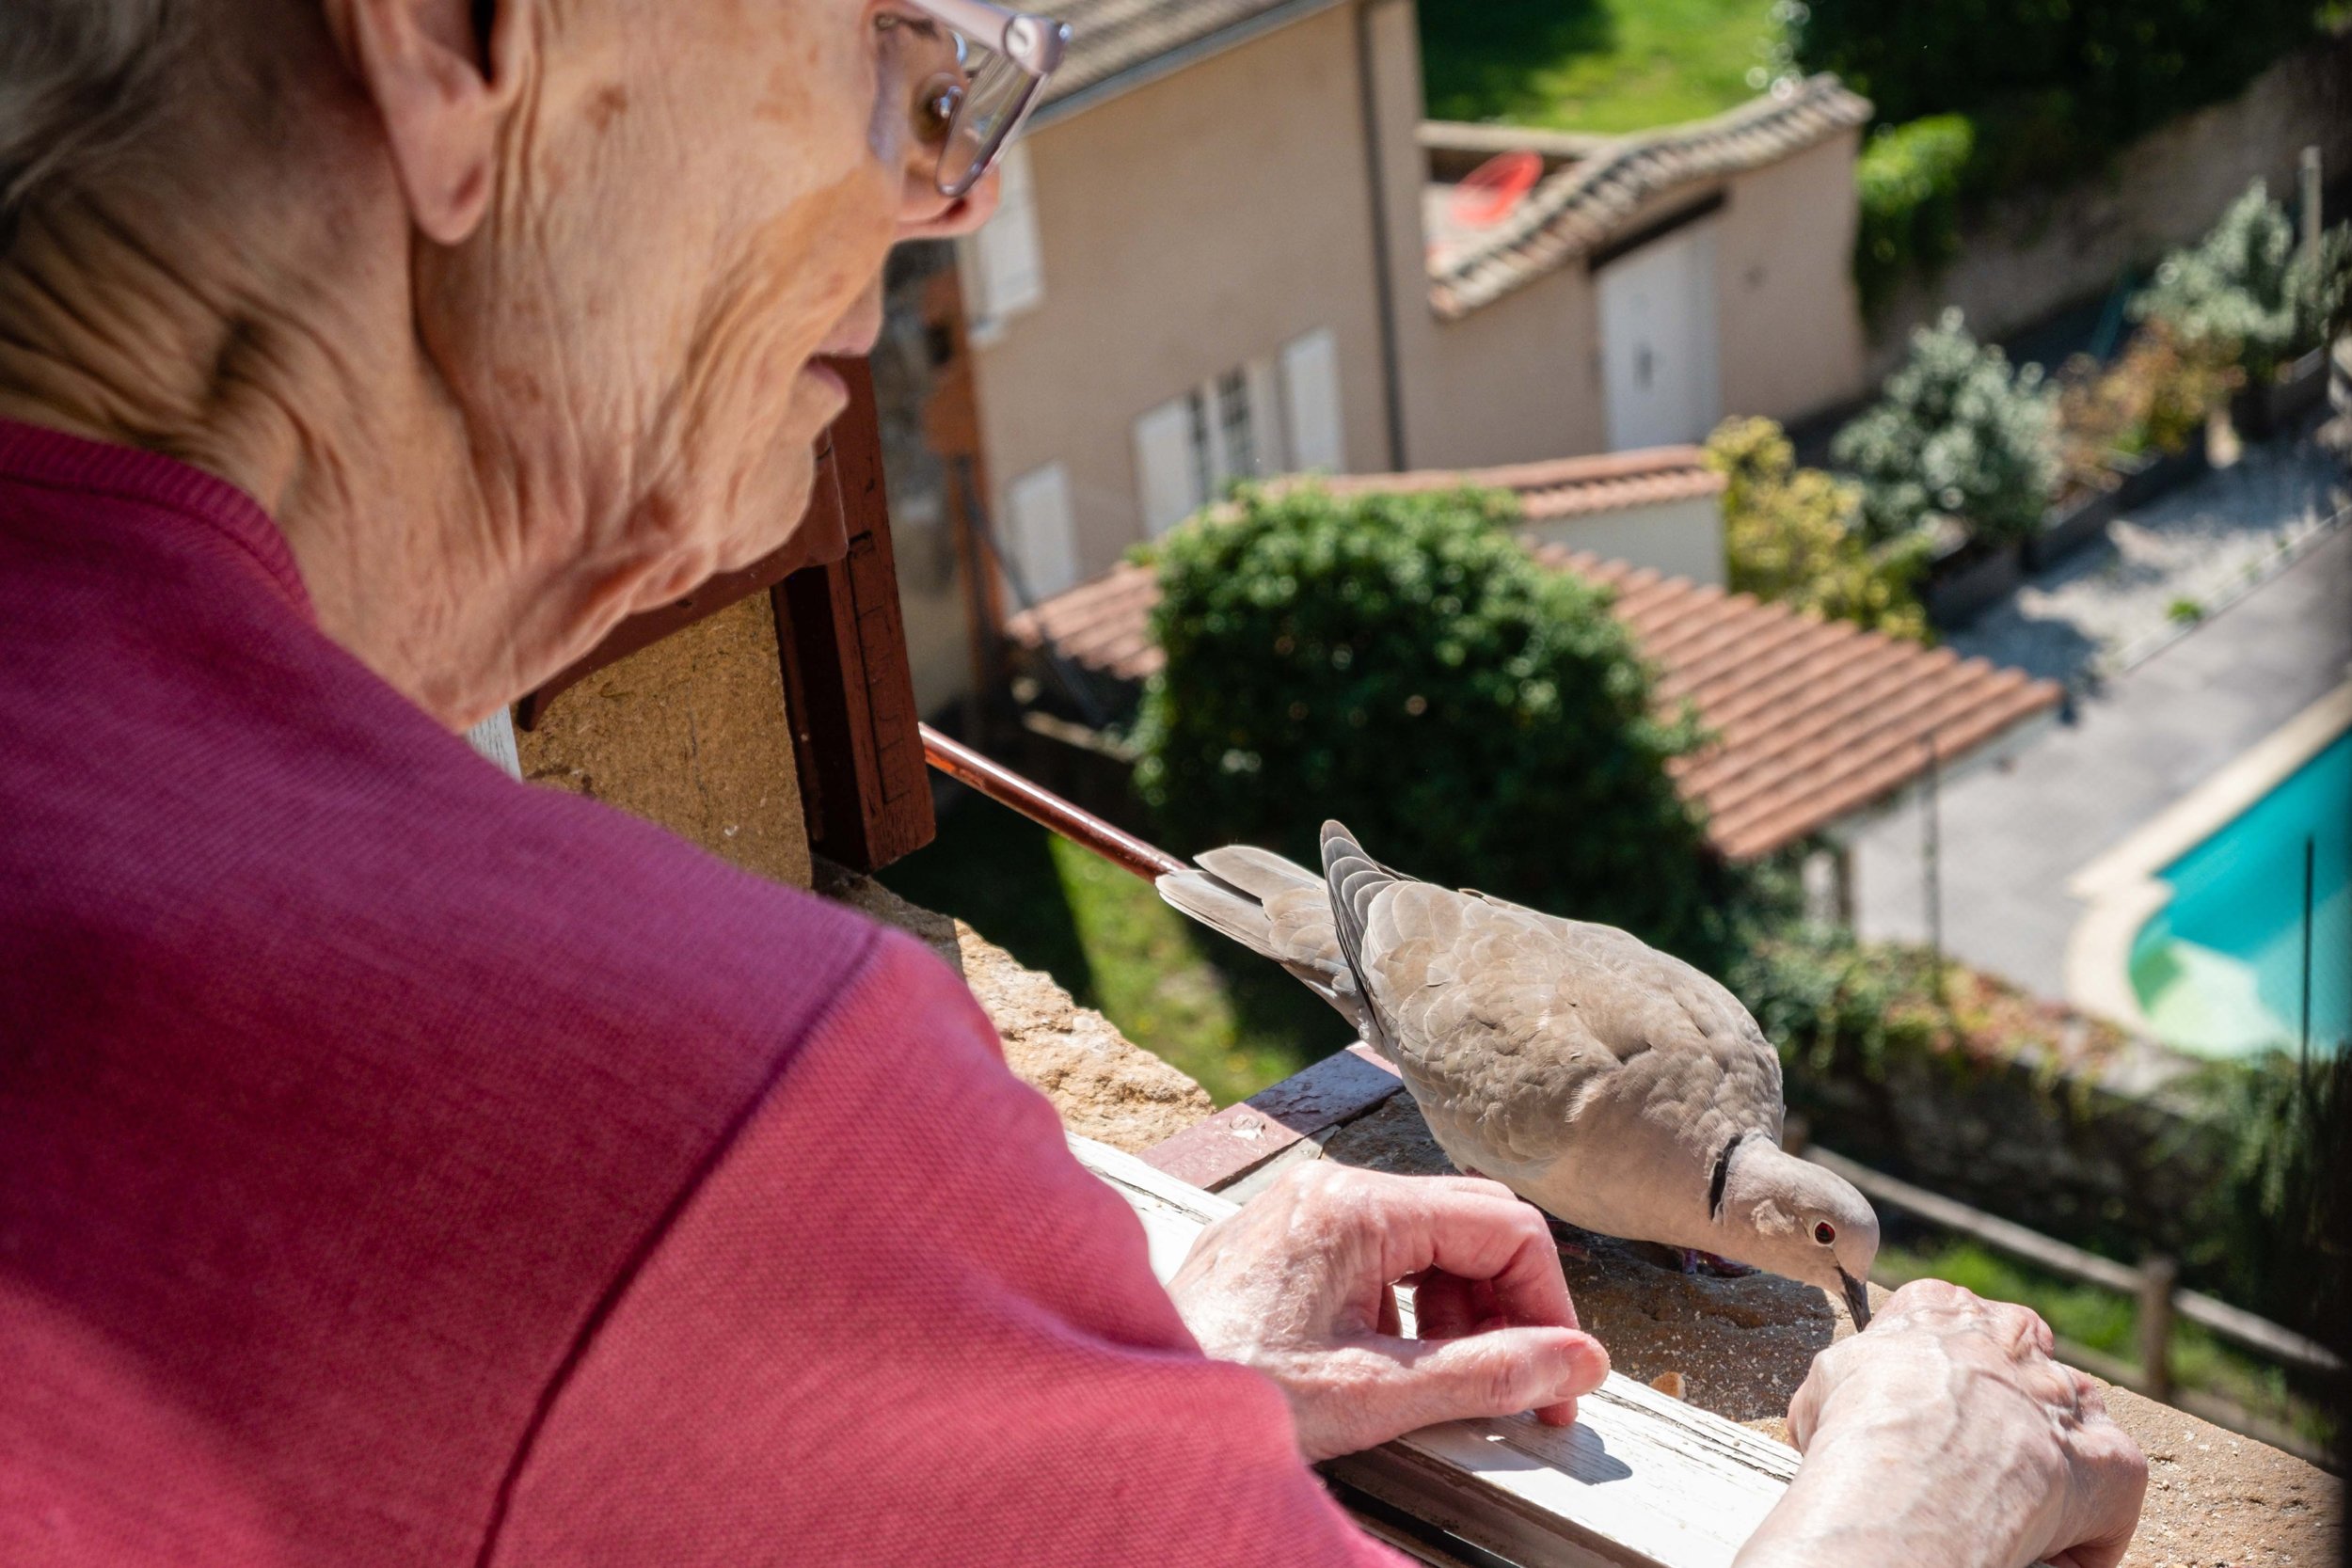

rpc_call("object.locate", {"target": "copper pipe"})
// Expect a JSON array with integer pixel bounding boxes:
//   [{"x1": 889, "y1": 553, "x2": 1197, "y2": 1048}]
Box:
[{"x1": 920, "y1": 723, "x2": 1187, "y2": 881}]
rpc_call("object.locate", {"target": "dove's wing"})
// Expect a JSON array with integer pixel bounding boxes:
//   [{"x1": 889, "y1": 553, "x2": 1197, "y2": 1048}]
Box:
[{"x1": 1358, "y1": 883, "x2": 1783, "y2": 1180}]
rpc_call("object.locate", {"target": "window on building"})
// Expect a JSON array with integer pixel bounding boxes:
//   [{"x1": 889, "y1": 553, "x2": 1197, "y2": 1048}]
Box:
[
  {"x1": 1279, "y1": 327, "x2": 1344, "y2": 473},
  {"x1": 961, "y1": 142, "x2": 1043, "y2": 336},
  {"x1": 1132, "y1": 330, "x2": 1344, "y2": 538},
  {"x1": 1001, "y1": 461, "x2": 1078, "y2": 602}
]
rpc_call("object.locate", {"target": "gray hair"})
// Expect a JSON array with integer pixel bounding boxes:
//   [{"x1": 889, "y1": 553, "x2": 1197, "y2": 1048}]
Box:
[{"x1": 1, "y1": 1, "x2": 183, "y2": 226}]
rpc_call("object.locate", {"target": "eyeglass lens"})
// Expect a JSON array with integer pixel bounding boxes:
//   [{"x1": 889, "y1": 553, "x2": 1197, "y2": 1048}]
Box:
[{"x1": 936, "y1": 43, "x2": 1041, "y2": 196}]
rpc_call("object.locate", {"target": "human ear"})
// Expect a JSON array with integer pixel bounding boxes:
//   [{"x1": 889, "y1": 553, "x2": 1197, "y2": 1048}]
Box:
[{"x1": 336, "y1": 0, "x2": 530, "y2": 245}]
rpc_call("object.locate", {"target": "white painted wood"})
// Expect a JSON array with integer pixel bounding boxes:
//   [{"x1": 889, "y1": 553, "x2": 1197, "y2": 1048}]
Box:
[
  {"x1": 965, "y1": 142, "x2": 1044, "y2": 327},
  {"x1": 465, "y1": 708, "x2": 523, "y2": 780},
  {"x1": 1281, "y1": 327, "x2": 1347, "y2": 472},
  {"x1": 1245, "y1": 356, "x2": 1288, "y2": 474},
  {"x1": 1133, "y1": 396, "x2": 1200, "y2": 538},
  {"x1": 1002, "y1": 462, "x2": 1080, "y2": 601},
  {"x1": 1073, "y1": 1136, "x2": 1802, "y2": 1568},
  {"x1": 1598, "y1": 226, "x2": 1722, "y2": 451}
]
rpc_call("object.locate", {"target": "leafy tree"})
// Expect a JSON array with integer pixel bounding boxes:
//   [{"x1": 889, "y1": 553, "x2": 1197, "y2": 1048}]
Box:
[
  {"x1": 1831, "y1": 309, "x2": 2059, "y2": 546},
  {"x1": 1132, "y1": 483, "x2": 1754, "y2": 964},
  {"x1": 2132, "y1": 180, "x2": 2352, "y2": 382},
  {"x1": 1852, "y1": 115, "x2": 1976, "y2": 322},
  {"x1": 1793, "y1": 0, "x2": 2322, "y2": 183},
  {"x1": 1706, "y1": 418, "x2": 1931, "y2": 643}
]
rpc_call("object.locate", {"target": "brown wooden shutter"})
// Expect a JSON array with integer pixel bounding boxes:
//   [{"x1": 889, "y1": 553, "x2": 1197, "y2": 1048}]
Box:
[
  {"x1": 773, "y1": 357, "x2": 936, "y2": 872},
  {"x1": 518, "y1": 355, "x2": 935, "y2": 875}
]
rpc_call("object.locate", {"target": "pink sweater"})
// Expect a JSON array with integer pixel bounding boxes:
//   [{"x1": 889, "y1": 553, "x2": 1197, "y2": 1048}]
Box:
[{"x1": 0, "y1": 420, "x2": 1398, "y2": 1565}]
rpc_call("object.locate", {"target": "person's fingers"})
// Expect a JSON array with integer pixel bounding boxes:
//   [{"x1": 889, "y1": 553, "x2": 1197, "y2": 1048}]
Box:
[
  {"x1": 1377, "y1": 1283, "x2": 1401, "y2": 1339},
  {"x1": 1338, "y1": 1177, "x2": 1578, "y2": 1332},
  {"x1": 1357, "y1": 1324, "x2": 1611, "y2": 1437},
  {"x1": 1413, "y1": 1270, "x2": 1502, "y2": 1340},
  {"x1": 2056, "y1": 1418, "x2": 2150, "y2": 1568}
]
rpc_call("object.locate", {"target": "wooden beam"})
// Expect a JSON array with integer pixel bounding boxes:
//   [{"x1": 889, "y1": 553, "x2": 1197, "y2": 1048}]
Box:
[
  {"x1": 1804, "y1": 1147, "x2": 2343, "y2": 1376},
  {"x1": 775, "y1": 357, "x2": 936, "y2": 873},
  {"x1": 1075, "y1": 1136, "x2": 1818, "y2": 1568},
  {"x1": 1141, "y1": 1045, "x2": 1405, "y2": 1192}
]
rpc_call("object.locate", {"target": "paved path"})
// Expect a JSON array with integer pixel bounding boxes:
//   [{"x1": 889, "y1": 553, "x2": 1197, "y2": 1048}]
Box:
[
  {"x1": 1850, "y1": 520, "x2": 2352, "y2": 998},
  {"x1": 1949, "y1": 435, "x2": 2347, "y2": 684}
]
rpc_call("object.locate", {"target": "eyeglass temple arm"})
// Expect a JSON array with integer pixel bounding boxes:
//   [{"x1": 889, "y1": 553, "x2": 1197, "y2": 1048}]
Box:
[{"x1": 910, "y1": 0, "x2": 1069, "y2": 72}]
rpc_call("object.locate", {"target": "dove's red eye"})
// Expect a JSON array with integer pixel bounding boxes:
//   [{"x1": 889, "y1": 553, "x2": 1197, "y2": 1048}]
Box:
[{"x1": 1815, "y1": 1223, "x2": 1836, "y2": 1245}]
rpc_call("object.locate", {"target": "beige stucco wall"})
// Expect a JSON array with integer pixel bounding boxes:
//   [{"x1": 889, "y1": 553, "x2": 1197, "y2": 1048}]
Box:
[
  {"x1": 971, "y1": 2, "x2": 1393, "y2": 581},
  {"x1": 1519, "y1": 494, "x2": 1726, "y2": 585},
  {"x1": 1377, "y1": 0, "x2": 1867, "y2": 476},
  {"x1": 1401, "y1": 143, "x2": 1869, "y2": 470},
  {"x1": 1710, "y1": 132, "x2": 1870, "y2": 426}
]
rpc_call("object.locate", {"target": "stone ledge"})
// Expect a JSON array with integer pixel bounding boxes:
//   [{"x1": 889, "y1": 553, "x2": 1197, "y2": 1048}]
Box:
[
  {"x1": 1162, "y1": 1068, "x2": 2343, "y2": 1566},
  {"x1": 818, "y1": 863, "x2": 1214, "y2": 1152}
]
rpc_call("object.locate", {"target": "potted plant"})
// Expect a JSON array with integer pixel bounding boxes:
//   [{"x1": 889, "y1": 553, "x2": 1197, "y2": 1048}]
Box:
[
  {"x1": 2131, "y1": 181, "x2": 2350, "y2": 441},
  {"x1": 1833, "y1": 310, "x2": 2058, "y2": 625},
  {"x1": 2040, "y1": 324, "x2": 2228, "y2": 568}
]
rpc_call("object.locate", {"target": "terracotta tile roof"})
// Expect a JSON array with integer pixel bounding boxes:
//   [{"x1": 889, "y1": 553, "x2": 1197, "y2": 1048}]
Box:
[
  {"x1": 1005, "y1": 526, "x2": 2062, "y2": 860},
  {"x1": 1303, "y1": 446, "x2": 1724, "y2": 522},
  {"x1": 1533, "y1": 547, "x2": 2062, "y2": 860},
  {"x1": 1037, "y1": 0, "x2": 1344, "y2": 117},
  {"x1": 1428, "y1": 75, "x2": 1873, "y2": 321}
]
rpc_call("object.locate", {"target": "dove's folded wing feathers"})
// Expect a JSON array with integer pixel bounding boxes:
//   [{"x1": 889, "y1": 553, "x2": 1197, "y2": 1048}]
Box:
[{"x1": 1364, "y1": 884, "x2": 1783, "y2": 1175}]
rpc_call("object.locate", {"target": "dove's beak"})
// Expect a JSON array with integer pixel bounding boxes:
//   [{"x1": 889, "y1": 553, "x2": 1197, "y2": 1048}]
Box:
[{"x1": 1840, "y1": 1269, "x2": 1873, "y2": 1329}]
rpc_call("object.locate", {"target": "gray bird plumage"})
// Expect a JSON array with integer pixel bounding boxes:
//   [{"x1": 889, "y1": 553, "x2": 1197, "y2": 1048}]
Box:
[{"x1": 1158, "y1": 821, "x2": 1879, "y2": 1326}]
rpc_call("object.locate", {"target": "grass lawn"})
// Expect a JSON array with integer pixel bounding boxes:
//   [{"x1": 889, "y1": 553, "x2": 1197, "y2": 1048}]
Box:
[
  {"x1": 881, "y1": 784, "x2": 1351, "y2": 1105},
  {"x1": 1419, "y1": 0, "x2": 1782, "y2": 134},
  {"x1": 1875, "y1": 1237, "x2": 2335, "y2": 1450}
]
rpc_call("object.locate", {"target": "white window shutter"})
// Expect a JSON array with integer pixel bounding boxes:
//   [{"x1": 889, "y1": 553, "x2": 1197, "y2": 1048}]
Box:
[
  {"x1": 1134, "y1": 397, "x2": 1199, "y2": 538},
  {"x1": 1245, "y1": 357, "x2": 1287, "y2": 473},
  {"x1": 1003, "y1": 463, "x2": 1078, "y2": 601},
  {"x1": 1280, "y1": 328, "x2": 1345, "y2": 472},
  {"x1": 968, "y1": 142, "x2": 1043, "y2": 325}
]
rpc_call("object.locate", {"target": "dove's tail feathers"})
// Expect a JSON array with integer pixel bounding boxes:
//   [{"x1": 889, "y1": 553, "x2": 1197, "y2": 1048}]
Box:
[
  {"x1": 1319, "y1": 820, "x2": 1404, "y2": 1055},
  {"x1": 1195, "y1": 844, "x2": 1324, "y2": 902},
  {"x1": 1156, "y1": 863, "x2": 1373, "y2": 1037}
]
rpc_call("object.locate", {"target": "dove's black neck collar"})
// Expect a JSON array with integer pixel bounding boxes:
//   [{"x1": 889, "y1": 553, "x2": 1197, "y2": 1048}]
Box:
[{"x1": 1708, "y1": 1132, "x2": 1756, "y2": 1222}]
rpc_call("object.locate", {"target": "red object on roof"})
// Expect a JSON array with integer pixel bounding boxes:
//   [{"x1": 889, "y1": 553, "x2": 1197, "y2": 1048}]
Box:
[{"x1": 1449, "y1": 150, "x2": 1544, "y2": 228}]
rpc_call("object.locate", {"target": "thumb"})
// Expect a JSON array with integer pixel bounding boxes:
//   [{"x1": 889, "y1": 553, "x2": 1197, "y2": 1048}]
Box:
[{"x1": 1370, "y1": 1325, "x2": 1610, "y2": 1436}]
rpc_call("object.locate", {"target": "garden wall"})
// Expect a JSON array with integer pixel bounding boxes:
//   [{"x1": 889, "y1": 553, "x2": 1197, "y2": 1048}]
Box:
[{"x1": 1867, "y1": 35, "x2": 2352, "y2": 378}]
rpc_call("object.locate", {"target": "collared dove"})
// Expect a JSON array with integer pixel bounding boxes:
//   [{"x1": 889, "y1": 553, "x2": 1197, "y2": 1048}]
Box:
[{"x1": 1158, "y1": 820, "x2": 1879, "y2": 1327}]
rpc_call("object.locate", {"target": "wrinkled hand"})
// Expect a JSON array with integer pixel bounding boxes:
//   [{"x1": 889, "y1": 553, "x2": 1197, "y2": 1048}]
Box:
[
  {"x1": 1739, "y1": 1279, "x2": 2148, "y2": 1568},
  {"x1": 1166, "y1": 1164, "x2": 1610, "y2": 1462}
]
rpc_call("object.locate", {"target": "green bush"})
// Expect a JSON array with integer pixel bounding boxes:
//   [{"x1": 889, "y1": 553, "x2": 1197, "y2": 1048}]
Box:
[
  {"x1": 1831, "y1": 309, "x2": 2059, "y2": 546},
  {"x1": 1794, "y1": 0, "x2": 2322, "y2": 185},
  {"x1": 1853, "y1": 115, "x2": 1976, "y2": 321},
  {"x1": 1731, "y1": 926, "x2": 1945, "y2": 1084},
  {"x1": 2132, "y1": 179, "x2": 2352, "y2": 383},
  {"x1": 1707, "y1": 417, "x2": 1931, "y2": 642},
  {"x1": 2170, "y1": 1052, "x2": 2349, "y2": 1338},
  {"x1": 1132, "y1": 483, "x2": 1753, "y2": 965}
]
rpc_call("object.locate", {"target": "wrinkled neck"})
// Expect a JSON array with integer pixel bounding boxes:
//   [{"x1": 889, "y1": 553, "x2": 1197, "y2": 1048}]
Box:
[{"x1": 0, "y1": 182, "x2": 564, "y2": 729}]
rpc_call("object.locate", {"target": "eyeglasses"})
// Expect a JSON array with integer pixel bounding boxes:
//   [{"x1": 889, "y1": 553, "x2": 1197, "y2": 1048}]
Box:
[{"x1": 890, "y1": 0, "x2": 1071, "y2": 198}]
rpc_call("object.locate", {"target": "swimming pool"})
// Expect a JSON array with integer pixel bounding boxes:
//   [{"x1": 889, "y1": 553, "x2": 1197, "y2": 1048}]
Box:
[{"x1": 2129, "y1": 732, "x2": 2349, "y2": 1058}]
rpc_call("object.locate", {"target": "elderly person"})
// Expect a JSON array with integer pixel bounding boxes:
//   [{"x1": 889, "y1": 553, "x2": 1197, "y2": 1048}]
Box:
[{"x1": 0, "y1": 2, "x2": 2142, "y2": 1564}]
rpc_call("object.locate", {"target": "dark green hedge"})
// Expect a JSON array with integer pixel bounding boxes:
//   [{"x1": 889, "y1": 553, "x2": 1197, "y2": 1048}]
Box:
[
  {"x1": 1794, "y1": 0, "x2": 2322, "y2": 174},
  {"x1": 1132, "y1": 483, "x2": 1756, "y2": 966},
  {"x1": 1853, "y1": 116, "x2": 1976, "y2": 322}
]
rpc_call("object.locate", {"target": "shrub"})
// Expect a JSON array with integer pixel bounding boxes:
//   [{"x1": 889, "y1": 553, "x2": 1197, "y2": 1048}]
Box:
[
  {"x1": 1132, "y1": 483, "x2": 1752, "y2": 964},
  {"x1": 2132, "y1": 180, "x2": 2352, "y2": 383},
  {"x1": 2053, "y1": 322, "x2": 2234, "y2": 493},
  {"x1": 1730, "y1": 927, "x2": 1946, "y2": 1083},
  {"x1": 2170, "y1": 1052, "x2": 2349, "y2": 1338},
  {"x1": 1831, "y1": 309, "x2": 2059, "y2": 546},
  {"x1": 1705, "y1": 417, "x2": 1930, "y2": 642},
  {"x1": 1793, "y1": 0, "x2": 2321, "y2": 183},
  {"x1": 1853, "y1": 115, "x2": 1976, "y2": 322}
]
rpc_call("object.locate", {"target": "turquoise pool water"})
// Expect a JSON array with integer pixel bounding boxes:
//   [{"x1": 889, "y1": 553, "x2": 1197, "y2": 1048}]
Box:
[{"x1": 2130, "y1": 733, "x2": 2350, "y2": 1058}]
